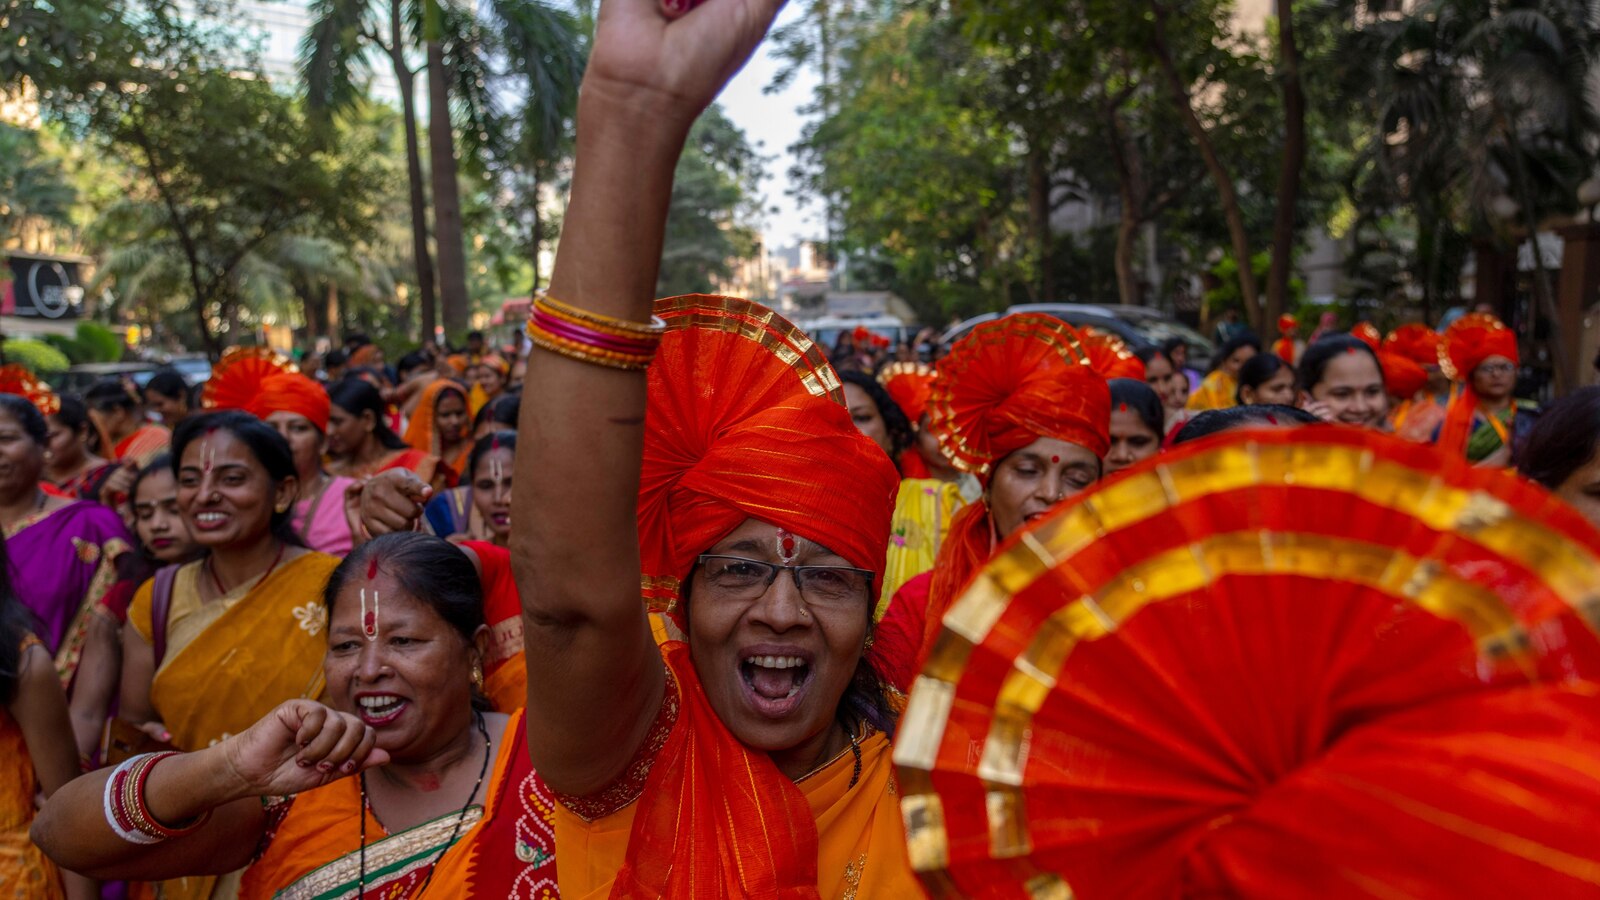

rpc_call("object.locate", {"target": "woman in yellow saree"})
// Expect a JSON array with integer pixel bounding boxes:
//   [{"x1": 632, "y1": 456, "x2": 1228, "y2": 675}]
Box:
[
  {"x1": 118, "y1": 411, "x2": 338, "y2": 900},
  {"x1": 1185, "y1": 335, "x2": 1260, "y2": 411},
  {"x1": 512, "y1": 2, "x2": 918, "y2": 896}
]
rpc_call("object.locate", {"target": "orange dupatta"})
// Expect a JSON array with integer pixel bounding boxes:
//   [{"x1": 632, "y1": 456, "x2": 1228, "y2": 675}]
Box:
[
  {"x1": 403, "y1": 379, "x2": 473, "y2": 477},
  {"x1": 612, "y1": 642, "x2": 819, "y2": 899},
  {"x1": 557, "y1": 643, "x2": 917, "y2": 900}
]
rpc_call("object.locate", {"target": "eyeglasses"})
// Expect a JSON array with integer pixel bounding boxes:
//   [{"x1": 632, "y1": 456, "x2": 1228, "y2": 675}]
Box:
[
  {"x1": 695, "y1": 555, "x2": 874, "y2": 609},
  {"x1": 1478, "y1": 362, "x2": 1516, "y2": 375}
]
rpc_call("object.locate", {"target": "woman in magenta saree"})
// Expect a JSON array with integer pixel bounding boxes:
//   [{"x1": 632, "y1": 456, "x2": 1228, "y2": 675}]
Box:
[{"x1": 0, "y1": 396, "x2": 132, "y2": 757}]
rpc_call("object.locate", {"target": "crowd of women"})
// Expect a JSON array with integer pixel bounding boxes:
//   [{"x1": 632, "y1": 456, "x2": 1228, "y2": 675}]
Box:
[{"x1": 4, "y1": 0, "x2": 1600, "y2": 897}]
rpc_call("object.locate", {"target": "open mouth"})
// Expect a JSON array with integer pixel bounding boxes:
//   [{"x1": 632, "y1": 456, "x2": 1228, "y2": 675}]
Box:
[
  {"x1": 739, "y1": 655, "x2": 812, "y2": 718},
  {"x1": 356, "y1": 694, "x2": 408, "y2": 726}
]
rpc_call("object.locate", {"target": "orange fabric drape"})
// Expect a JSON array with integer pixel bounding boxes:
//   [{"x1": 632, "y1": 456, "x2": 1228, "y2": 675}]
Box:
[
  {"x1": 555, "y1": 643, "x2": 919, "y2": 900},
  {"x1": 403, "y1": 379, "x2": 471, "y2": 477},
  {"x1": 239, "y1": 711, "x2": 557, "y2": 900}
]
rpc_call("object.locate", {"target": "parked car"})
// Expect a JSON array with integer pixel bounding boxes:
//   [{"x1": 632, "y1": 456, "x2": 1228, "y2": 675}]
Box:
[
  {"x1": 54, "y1": 357, "x2": 212, "y2": 396},
  {"x1": 54, "y1": 362, "x2": 162, "y2": 396},
  {"x1": 942, "y1": 303, "x2": 1217, "y2": 371}
]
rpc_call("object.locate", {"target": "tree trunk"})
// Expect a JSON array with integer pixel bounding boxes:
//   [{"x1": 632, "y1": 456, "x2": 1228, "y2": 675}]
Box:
[
  {"x1": 299, "y1": 281, "x2": 322, "y2": 343},
  {"x1": 529, "y1": 172, "x2": 544, "y2": 290},
  {"x1": 1265, "y1": 0, "x2": 1305, "y2": 329},
  {"x1": 389, "y1": 0, "x2": 436, "y2": 346},
  {"x1": 1148, "y1": 0, "x2": 1261, "y2": 330},
  {"x1": 427, "y1": 30, "x2": 471, "y2": 342},
  {"x1": 1104, "y1": 101, "x2": 1143, "y2": 306},
  {"x1": 1027, "y1": 140, "x2": 1054, "y2": 303}
]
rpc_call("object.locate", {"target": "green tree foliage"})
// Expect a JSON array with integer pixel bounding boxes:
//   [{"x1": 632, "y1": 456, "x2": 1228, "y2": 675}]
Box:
[
  {"x1": 658, "y1": 105, "x2": 763, "y2": 297},
  {"x1": 0, "y1": 123, "x2": 75, "y2": 248},
  {"x1": 46, "y1": 9, "x2": 387, "y2": 358},
  {"x1": 5, "y1": 338, "x2": 70, "y2": 375},
  {"x1": 793, "y1": 8, "x2": 1027, "y2": 321}
]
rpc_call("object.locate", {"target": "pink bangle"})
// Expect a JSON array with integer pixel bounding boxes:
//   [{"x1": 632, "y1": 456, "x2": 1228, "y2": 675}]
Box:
[{"x1": 531, "y1": 310, "x2": 661, "y2": 355}]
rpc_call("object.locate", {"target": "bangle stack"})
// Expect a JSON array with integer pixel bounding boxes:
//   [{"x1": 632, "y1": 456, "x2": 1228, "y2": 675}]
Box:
[
  {"x1": 103, "y1": 752, "x2": 212, "y2": 844},
  {"x1": 526, "y1": 294, "x2": 666, "y2": 371}
]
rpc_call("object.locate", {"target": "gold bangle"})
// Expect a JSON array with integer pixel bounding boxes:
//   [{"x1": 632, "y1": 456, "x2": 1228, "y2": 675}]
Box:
[
  {"x1": 527, "y1": 326, "x2": 654, "y2": 372},
  {"x1": 536, "y1": 295, "x2": 665, "y2": 338}
]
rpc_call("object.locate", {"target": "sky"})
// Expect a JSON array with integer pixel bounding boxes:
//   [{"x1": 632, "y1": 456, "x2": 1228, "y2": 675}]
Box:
[{"x1": 717, "y1": 5, "x2": 821, "y2": 251}]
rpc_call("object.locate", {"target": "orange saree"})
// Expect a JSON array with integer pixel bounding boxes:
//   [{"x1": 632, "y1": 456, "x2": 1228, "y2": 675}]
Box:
[
  {"x1": 239, "y1": 711, "x2": 556, "y2": 900},
  {"x1": 552, "y1": 642, "x2": 918, "y2": 900},
  {"x1": 113, "y1": 423, "x2": 171, "y2": 466}
]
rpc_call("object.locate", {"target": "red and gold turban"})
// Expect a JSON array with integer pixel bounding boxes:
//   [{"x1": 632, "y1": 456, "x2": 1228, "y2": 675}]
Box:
[
  {"x1": 1351, "y1": 321, "x2": 1382, "y2": 350},
  {"x1": 877, "y1": 361, "x2": 935, "y2": 423},
  {"x1": 1277, "y1": 313, "x2": 1297, "y2": 335},
  {"x1": 0, "y1": 364, "x2": 60, "y2": 417},
  {"x1": 1383, "y1": 323, "x2": 1443, "y2": 367},
  {"x1": 1377, "y1": 350, "x2": 1427, "y2": 400},
  {"x1": 637, "y1": 296, "x2": 900, "y2": 619},
  {"x1": 1441, "y1": 312, "x2": 1518, "y2": 380},
  {"x1": 202, "y1": 347, "x2": 294, "y2": 410},
  {"x1": 927, "y1": 313, "x2": 1111, "y2": 478},
  {"x1": 1080, "y1": 327, "x2": 1146, "y2": 382},
  {"x1": 251, "y1": 373, "x2": 331, "y2": 433}
]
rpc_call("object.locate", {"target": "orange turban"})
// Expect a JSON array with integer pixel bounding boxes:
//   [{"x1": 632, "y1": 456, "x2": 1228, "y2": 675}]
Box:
[
  {"x1": 1351, "y1": 321, "x2": 1382, "y2": 350},
  {"x1": 1377, "y1": 351, "x2": 1427, "y2": 400},
  {"x1": 1080, "y1": 327, "x2": 1146, "y2": 382},
  {"x1": 202, "y1": 347, "x2": 301, "y2": 420},
  {"x1": 1383, "y1": 323, "x2": 1443, "y2": 367},
  {"x1": 1439, "y1": 313, "x2": 1520, "y2": 455},
  {"x1": 927, "y1": 313, "x2": 1111, "y2": 476},
  {"x1": 1442, "y1": 312, "x2": 1518, "y2": 380},
  {"x1": 637, "y1": 296, "x2": 900, "y2": 620},
  {"x1": 248, "y1": 373, "x2": 331, "y2": 433},
  {"x1": 877, "y1": 362, "x2": 935, "y2": 422}
]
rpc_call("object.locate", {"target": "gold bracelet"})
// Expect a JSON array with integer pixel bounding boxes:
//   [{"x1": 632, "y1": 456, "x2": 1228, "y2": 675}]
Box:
[
  {"x1": 527, "y1": 325, "x2": 654, "y2": 372},
  {"x1": 536, "y1": 295, "x2": 665, "y2": 338}
]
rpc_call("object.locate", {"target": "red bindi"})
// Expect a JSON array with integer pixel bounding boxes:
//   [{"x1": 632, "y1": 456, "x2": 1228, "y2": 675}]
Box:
[
  {"x1": 1051, "y1": 455, "x2": 1060, "y2": 464},
  {"x1": 367, "y1": 557, "x2": 380, "y2": 580},
  {"x1": 1117, "y1": 403, "x2": 1128, "y2": 413},
  {"x1": 1266, "y1": 414, "x2": 1279, "y2": 425}
]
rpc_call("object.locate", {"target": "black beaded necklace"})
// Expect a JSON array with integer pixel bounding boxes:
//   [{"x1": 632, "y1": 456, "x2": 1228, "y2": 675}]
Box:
[{"x1": 358, "y1": 712, "x2": 491, "y2": 898}]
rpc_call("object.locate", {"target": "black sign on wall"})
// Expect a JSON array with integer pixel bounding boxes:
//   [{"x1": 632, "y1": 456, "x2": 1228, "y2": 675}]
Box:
[{"x1": 5, "y1": 254, "x2": 84, "y2": 319}]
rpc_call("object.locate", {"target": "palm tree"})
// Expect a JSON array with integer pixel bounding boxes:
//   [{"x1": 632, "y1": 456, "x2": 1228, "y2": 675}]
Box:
[
  {"x1": 303, "y1": 0, "x2": 584, "y2": 343},
  {"x1": 302, "y1": 0, "x2": 440, "y2": 344},
  {"x1": 1351, "y1": 0, "x2": 1600, "y2": 387}
]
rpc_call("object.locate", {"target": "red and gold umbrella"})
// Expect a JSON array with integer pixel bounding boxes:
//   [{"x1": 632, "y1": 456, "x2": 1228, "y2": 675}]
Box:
[{"x1": 897, "y1": 427, "x2": 1600, "y2": 898}]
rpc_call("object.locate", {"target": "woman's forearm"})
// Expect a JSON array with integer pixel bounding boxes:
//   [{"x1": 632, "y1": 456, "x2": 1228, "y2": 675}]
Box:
[{"x1": 33, "y1": 745, "x2": 260, "y2": 878}]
